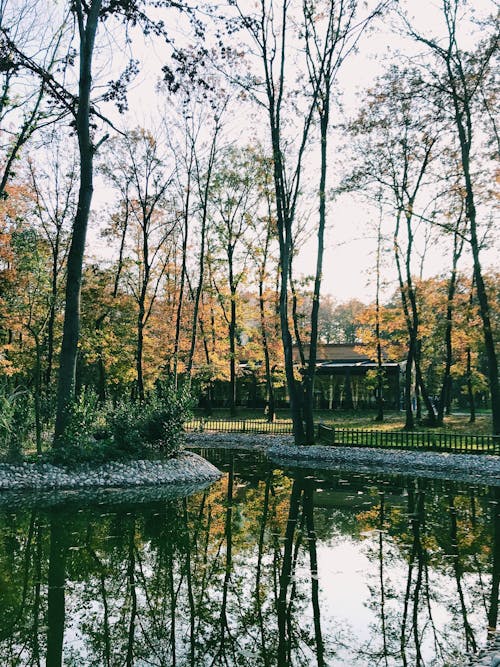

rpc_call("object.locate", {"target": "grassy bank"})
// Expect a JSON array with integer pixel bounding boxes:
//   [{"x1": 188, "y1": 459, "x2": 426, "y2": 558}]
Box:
[{"x1": 190, "y1": 409, "x2": 493, "y2": 435}]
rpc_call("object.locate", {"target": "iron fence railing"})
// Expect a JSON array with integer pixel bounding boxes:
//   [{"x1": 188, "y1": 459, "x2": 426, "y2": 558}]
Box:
[
  {"x1": 317, "y1": 424, "x2": 500, "y2": 455},
  {"x1": 185, "y1": 418, "x2": 294, "y2": 435},
  {"x1": 185, "y1": 418, "x2": 500, "y2": 455}
]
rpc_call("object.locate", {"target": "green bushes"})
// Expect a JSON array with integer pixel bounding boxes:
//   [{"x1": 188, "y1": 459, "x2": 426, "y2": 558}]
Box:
[
  {"x1": 52, "y1": 382, "x2": 193, "y2": 466},
  {"x1": 51, "y1": 389, "x2": 113, "y2": 465},
  {"x1": 109, "y1": 386, "x2": 191, "y2": 458},
  {"x1": 0, "y1": 385, "x2": 34, "y2": 462}
]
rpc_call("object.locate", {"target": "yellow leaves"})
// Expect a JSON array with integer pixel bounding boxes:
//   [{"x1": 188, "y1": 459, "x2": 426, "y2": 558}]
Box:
[{"x1": 0, "y1": 351, "x2": 18, "y2": 376}]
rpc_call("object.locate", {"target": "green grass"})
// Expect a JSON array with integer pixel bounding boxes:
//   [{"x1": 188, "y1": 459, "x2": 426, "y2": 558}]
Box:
[{"x1": 191, "y1": 408, "x2": 493, "y2": 435}]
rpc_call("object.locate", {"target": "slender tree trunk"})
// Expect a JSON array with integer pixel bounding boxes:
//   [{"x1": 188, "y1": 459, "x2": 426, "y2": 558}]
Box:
[
  {"x1": 466, "y1": 347, "x2": 476, "y2": 423},
  {"x1": 45, "y1": 234, "x2": 60, "y2": 389},
  {"x1": 446, "y1": 40, "x2": 499, "y2": 435},
  {"x1": 186, "y1": 211, "x2": 206, "y2": 380},
  {"x1": 173, "y1": 176, "x2": 191, "y2": 388},
  {"x1": 186, "y1": 123, "x2": 219, "y2": 380},
  {"x1": 468, "y1": 207, "x2": 499, "y2": 434},
  {"x1": 94, "y1": 197, "x2": 130, "y2": 403},
  {"x1": 54, "y1": 1, "x2": 102, "y2": 443},
  {"x1": 136, "y1": 218, "x2": 151, "y2": 401},
  {"x1": 375, "y1": 211, "x2": 384, "y2": 422},
  {"x1": 259, "y1": 262, "x2": 275, "y2": 423},
  {"x1": 404, "y1": 346, "x2": 415, "y2": 430},
  {"x1": 228, "y1": 251, "x2": 237, "y2": 416},
  {"x1": 94, "y1": 314, "x2": 107, "y2": 402},
  {"x1": 304, "y1": 108, "x2": 329, "y2": 443},
  {"x1": 437, "y1": 232, "x2": 462, "y2": 425},
  {"x1": 136, "y1": 304, "x2": 145, "y2": 401},
  {"x1": 404, "y1": 231, "x2": 436, "y2": 425},
  {"x1": 34, "y1": 333, "x2": 43, "y2": 456},
  {"x1": 271, "y1": 122, "x2": 305, "y2": 444}
]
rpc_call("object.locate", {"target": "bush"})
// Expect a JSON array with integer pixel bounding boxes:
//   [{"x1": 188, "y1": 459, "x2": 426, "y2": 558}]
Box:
[
  {"x1": 109, "y1": 382, "x2": 193, "y2": 458},
  {"x1": 0, "y1": 385, "x2": 33, "y2": 462},
  {"x1": 50, "y1": 382, "x2": 193, "y2": 466},
  {"x1": 51, "y1": 389, "x2": 115, "y2": 466}
]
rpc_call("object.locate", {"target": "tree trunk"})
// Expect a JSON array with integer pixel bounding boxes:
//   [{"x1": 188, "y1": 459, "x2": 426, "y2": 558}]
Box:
[
  {"x1": 436, "y1": 236, "x2": 462, "y2": 425},
  {"x1": 45, "y1": 233, "x2": 60, "y2": 390},
  {"x1": 136, "y1": 305, "x2": 145, "y2": 401},
  {"x1": 304, "y1": 109, "x2": 328, "y2": 443},
  {"x1": 469, "y1": 203, "x2": 499, "y2": 434},
  {"x1": 444, "y1": 25, "x2": 500, "y2": 435},
  {"x1": 259, "y1": 257, "x2": 275, "y2": 423},
  {"x1": 54, "y1": 1, "x2": 102, "y2": 444},
  {"x1": 466, "y1": 347, "x2": 476, "y2": 424},
  {"x1": 229, "y1": 283, "x2": 237, "y2": 418},
  {"x1": 404, "y1": 347, "x2": 415, "y2": 430},
  {"x1": 270, "y1": 117, "x2": 305, "y2": 444},
  {"x1": 375, "y1": 211, "x2": 384, "y2": 422},
  {"x1": 172, "y1": 174, "x2": 191, "y2": 388},
  {"x1": 34, "y1": 334, "x2": 43, "y2": 456}
]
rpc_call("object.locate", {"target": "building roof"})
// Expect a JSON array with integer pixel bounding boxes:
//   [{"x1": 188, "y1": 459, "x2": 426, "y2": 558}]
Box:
[{"x1": 292, "y1": 343, "x2": 374, "y2": 364}]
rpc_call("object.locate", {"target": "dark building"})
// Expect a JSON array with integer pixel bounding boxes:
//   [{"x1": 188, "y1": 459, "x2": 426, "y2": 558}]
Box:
[{"x1": 293, "y1": 343, "x2": 402, "y2": 410}]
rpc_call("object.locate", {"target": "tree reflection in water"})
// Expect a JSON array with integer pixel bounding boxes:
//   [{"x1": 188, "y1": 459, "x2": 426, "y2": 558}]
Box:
[{"x1": 0, "y1": 452, "x2": 498, "y2": 666}]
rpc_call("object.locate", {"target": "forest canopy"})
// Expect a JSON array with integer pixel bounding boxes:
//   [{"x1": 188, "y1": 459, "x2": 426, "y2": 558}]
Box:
[{"x1": 0, "y1": 0, "x2": 498, "y2": 455}]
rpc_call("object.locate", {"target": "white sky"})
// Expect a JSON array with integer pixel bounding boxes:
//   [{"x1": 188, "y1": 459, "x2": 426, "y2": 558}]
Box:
[{"x1": 88, "y1": 0, "x2": 499, "y2": 305}]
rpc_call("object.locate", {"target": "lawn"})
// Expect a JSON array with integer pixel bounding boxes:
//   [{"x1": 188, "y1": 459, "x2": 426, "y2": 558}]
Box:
[{"x1": 190, "y1": 408, "x2": 493, "y2": 435}]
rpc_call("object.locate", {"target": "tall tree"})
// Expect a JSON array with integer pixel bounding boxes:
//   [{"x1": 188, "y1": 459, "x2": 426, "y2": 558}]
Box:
[
  {"x1": 101, "y1": 128, "x2": 177, "y2": 400},
  {"x1": 26, "y1": 135, "x2": 76, "y2": 391},
  {"x1": 210, "y1": 146, "x2": 259, "y2": 416},
  {"x1": 345, "y1": 66, "x2": 443, "y2": 427},
  {"x1": 2, "y1": 0, "x2": 195, "y2": 441},
  {"x1": 301, "y1": 0, "x2": 386, "y2": 442},
  {"x1": 399, "y1": 0, "x2": 500, "y2": 433},
  {"x1": 230, "y1": 0, "x2": 385, "y2": 442}
]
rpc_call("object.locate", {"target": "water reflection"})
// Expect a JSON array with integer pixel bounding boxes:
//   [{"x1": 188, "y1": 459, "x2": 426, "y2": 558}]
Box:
[{"x1": 0, "y1": 451, "x2": 498, "y2": 666}]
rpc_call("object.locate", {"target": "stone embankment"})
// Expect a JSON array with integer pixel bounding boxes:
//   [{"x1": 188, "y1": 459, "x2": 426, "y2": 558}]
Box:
[
  {"x1": 0, "y1": 452, "x2": 221, "y2": 493},
  {"x1": 186, "y1": 432, "x2": 500, "y2": 486}
]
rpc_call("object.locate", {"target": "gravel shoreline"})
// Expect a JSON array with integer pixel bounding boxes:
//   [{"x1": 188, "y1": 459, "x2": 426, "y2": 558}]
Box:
[
  {"x1": 186, "y1": 433, "x2": 500, "y2": 486},
  {"x1": 0, "y1": 451, "x2": 221, "y2": 494},
  {"x1": 1, "y1": 432, "x2": 499, "y2": 503}
]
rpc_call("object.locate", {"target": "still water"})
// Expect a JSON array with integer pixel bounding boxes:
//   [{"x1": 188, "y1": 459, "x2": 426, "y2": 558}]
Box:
[{"x1": 0, "y1": 449, "x2": 498, "y2": 666}]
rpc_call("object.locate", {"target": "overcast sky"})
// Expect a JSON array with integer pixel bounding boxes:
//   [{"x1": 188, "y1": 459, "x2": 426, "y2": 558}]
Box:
[{"x1": 88, "y1": 0, "x2": 498, "y2": 304}]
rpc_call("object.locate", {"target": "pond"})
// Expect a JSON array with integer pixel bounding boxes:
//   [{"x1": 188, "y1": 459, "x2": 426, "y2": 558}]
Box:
[{"x1": 0, "y1": 448, "x2": 497, "y2": 666}]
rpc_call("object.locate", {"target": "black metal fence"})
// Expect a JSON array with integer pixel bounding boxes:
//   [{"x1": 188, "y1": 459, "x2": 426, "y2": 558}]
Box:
[
  {"x1": 185, "y1": 417, "x2": 500, "y2": 455},
  {"x1": 317, "y1": 424, "x2": 500, "y2": 455},
  {"x1": 185, "y1": 418, "x2": 294, "y2": 435},
  {"x1": 185, "y1": 418, "x2": 500, "y2": 455}
]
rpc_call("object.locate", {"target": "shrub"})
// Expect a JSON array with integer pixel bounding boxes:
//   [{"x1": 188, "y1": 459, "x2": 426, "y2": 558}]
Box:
[
  {"x1": 0, "y1": 385, "x2": 33, "y2": 462},
  {"x1": 109, "y1": 382, "x2": 193, "y2": 458},
  {"x1": 49, "y1": 382, "x2": 193, "y2": 466},
  {"x1": 50, "y1": 389, "x2": 115, "y2": 466}
]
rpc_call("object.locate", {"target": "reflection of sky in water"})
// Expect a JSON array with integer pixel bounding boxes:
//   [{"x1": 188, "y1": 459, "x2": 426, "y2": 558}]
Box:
[{"x1": 0, "y1": 451, "x2": 496, "y2": 666}]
